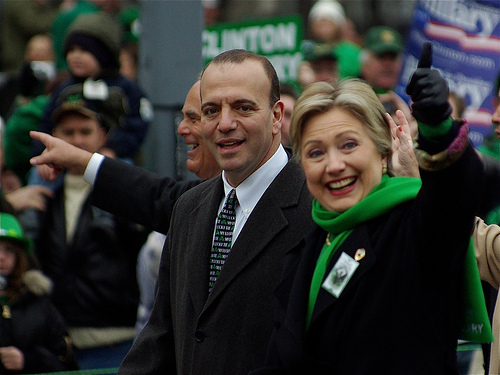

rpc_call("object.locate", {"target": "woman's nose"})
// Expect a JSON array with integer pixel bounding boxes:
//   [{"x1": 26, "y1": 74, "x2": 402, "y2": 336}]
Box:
[{"x1": 325, "y1": 151, "x2": 346, "y2": 174}]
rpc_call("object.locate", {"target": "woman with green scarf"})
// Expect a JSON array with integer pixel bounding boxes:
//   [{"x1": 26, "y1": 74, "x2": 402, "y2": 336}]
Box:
[{"x1": 251, "y1": 44, "x2": 486, "y2": 374}]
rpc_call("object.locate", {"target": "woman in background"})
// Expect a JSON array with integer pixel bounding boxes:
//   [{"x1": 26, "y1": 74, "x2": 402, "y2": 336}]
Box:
[{"x1": 0, "y1": 213, "x2": 77, "y2": 373}]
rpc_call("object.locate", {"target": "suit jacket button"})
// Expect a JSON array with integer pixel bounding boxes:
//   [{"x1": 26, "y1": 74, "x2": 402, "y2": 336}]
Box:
[{"x1": 195, "y1": 330, "x2": 205, "y2": 342}]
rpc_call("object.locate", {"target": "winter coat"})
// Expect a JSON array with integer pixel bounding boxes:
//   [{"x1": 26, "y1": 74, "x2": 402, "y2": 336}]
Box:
[
  {"x1": 0, "y1": 270, "x2": 78, "y2": 374},
  {"x1": 32, "y1": 74, "x2": 152, "y2": 159},
  {"x1": 33, "y1": 184, "x2": 148, "y2": 328},
  {"x1": 252, "y1": 130, "x2": 484, "y2": 374}
]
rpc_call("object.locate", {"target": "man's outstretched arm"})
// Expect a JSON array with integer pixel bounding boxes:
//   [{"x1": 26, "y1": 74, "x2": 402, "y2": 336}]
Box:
[{"x1": 30, "y1": 131, "x2": 93, "y2": 179}]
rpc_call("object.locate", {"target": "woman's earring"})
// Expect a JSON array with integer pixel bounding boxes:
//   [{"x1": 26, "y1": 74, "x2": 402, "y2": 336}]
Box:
[{"x1": 382, "y1": 165, "x2": 388, "y2": 174}]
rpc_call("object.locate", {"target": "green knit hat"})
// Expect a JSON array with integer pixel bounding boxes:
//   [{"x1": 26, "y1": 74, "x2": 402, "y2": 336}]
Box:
[{"x1": 0, "y1": 213, "x2": 33, "y2": 254}]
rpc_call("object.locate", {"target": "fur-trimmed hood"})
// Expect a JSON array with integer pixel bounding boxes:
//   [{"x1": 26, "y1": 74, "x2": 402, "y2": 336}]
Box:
[{"x1": 22, "y1": 269, "x2": 53, "y2": 296}]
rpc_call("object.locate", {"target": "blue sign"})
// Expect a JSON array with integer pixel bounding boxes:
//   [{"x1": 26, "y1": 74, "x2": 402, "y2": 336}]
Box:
[{"x1": 396, "y1": 0, "x2": 500, "y2": 147}]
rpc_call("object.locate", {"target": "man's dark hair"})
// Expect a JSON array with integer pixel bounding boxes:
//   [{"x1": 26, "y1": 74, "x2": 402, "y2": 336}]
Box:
[{"x1": 201, "y1": 49, "x2": 280, "y2": 108}]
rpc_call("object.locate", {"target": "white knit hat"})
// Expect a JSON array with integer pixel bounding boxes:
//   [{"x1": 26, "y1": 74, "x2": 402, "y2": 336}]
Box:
[{"x1": 308, "y1": 0, "x2": 346, "y2": 26}]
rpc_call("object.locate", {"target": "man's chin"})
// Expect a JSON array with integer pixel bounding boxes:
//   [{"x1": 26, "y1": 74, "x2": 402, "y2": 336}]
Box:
[{"x1": 186, "y1": 160, "x2": 200, "y2": 175}]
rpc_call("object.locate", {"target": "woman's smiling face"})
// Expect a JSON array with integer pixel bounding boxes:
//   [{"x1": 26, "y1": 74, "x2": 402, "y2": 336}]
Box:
[{"x1": 300, "y1": 108, "x2": 386, "y2": 213}]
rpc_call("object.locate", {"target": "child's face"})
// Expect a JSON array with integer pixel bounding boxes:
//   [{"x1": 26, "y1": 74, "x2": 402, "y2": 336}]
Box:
[
  {"x1": 0, "y1": 241, "x2": 19, "y2": 276},
  {"x1": 53, "y1": 113, "x2": 107, "y2": 156},
  {"x1": 67, "y1": 45, "x2": 102, "y2": 78}
]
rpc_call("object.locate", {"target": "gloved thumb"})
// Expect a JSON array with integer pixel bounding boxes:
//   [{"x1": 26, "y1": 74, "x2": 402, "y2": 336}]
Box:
[
  {"x1": 417, "y1": 42, "x2": 433, "y2": 69},
  {"x1": 406, "y1": 42, "x2": 434, "y2": 96}
]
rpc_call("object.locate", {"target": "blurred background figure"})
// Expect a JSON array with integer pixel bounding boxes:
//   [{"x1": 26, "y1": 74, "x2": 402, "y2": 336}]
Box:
[
  {"x1": 21, "y1": 35, "x2": 56, "y2": 98},
  {"x1": 118, "y1": 3, "x2": 140, "y2": 81},
  {"x1": 202, "y1": 0, "x2": 222, "y2": 26},
  {"x1": 478, "y1": 75, "x2": 500, "y2": 163},
  {"x1": 0, "y1": 0, "x2": 59, "y2": 74},
  {"x1": 305, "y1": 0, "x2": 362, "y2": 80},
  {"x1": 0, "y1": 31, "x2": 59, "y2": 189},
  {"x1": 2, "y1": 73, "x2": 70, "y2": 188},
  {"x1": 360, "y1": 26, "x2": 404, "y2": 94},
  {"x1": 307, "y1": 0, "x2": 345, "y2": 44},
  {"x1": 26, "y1": 83, "x2": 148, "y2": 369},
  {"x1": 0, "y1": 119, "x2": 54, "y2": 216},
  {"x1": 0, "y1": 34, "x2": 56, "y2": 122},
  {"x1": 299, "y1": 43, "x2": 339, "y2": 90},
  {"x1": 31, "y1": 11, "x2": 152, "y2": 165},
  {"x1": 0, "y1": 212, "x2": 78, "y2": 373},
  {"x1": 51, "y1": 0, "x2": 121, "y2": 72},
  {"x1": 470, "y1": 72, "x2": 500, "y2": 375},
  {"x1": 360, "y1": 26, "x2": 415, "y2": 135}
]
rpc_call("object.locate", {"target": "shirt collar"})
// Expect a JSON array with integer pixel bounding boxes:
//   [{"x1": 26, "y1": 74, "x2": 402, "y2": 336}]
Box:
[{"x1": 221, "y1": 144, "x2": 288, "y2": 217}]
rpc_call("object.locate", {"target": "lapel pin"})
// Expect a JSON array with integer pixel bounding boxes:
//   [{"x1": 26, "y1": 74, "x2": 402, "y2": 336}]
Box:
[{"x1": 354, "y1": 248, "x2": 366, "y2": 261}]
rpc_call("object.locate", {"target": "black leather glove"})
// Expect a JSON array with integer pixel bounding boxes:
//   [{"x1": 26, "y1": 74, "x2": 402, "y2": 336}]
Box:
[{"x1": 406, "y1": 42, "x2": 451, "y2": 126}]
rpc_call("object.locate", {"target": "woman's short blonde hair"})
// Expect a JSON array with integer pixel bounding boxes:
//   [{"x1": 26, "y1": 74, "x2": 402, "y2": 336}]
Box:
[{"x1": 291, "y1": 79, "x2": 393, "y2": 173}]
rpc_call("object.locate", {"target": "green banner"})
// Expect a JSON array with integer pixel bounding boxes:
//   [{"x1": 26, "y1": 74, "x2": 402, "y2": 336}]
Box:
[{"x1": 202, "y1": 15, "x2": 304, "y2": 85}]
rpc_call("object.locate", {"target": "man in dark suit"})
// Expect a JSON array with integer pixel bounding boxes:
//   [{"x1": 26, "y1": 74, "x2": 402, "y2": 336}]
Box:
[{"x1": 29, "y1": 49, "x2": 314, "y2": 374}]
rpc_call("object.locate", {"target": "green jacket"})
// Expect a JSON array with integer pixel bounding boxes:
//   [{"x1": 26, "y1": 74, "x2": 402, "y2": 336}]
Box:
[
  {"x1": 334, "y1": 41, "x2": 362, "y2": 80},
  {"x1": 4, "y1": 95, "x2": 50, "y2": 185}
]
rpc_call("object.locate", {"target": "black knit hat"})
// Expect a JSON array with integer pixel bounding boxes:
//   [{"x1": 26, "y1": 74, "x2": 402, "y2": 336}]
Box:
[
  {"x1": 64, "y1": 12, "x2": 122, "y2": 71},
  {"x1": 65, "y1": 33, "x2": 118, "y2": 70}
]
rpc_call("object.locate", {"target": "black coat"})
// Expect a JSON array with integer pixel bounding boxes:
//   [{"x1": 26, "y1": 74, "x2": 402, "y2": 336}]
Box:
[
  {"x1": 89, "y1": 153, "x2": 315, "y2": 375},
  {"x1": 0, "y1": 271, "x2": 78, "y2": 374},
  {"x1": 252, "y1": 142, "x2": 484, "y2": 375},
  {"x1": 32, "y1": 74, "x2": 150, "y2": 159},
  {"x1": 90, "y1": 157, "x2": 201, "y2": 234},
  {"x1": 34, "y1": 184, "x2": 148, "y2": 328}
]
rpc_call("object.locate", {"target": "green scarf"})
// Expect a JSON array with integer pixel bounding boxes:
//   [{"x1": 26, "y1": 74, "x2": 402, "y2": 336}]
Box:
[{"x1": 306, "y1": 175, "x2": 493, "y2": 343}]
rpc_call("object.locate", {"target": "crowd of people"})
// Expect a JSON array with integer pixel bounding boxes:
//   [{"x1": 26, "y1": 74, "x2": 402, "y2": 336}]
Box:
[
  {"x1": 0, "y1": 0, "x2": 500, "y2": 374},
  {"x1": 0, "y1": 0, "x2": 152, "y2": 371}
]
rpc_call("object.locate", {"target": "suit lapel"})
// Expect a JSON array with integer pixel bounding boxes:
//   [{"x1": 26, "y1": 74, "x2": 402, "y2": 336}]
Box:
[
  {"x1": 272, "y1": 227, "x2": 325, "y2": 365},
  {"x1": 187, "y1": 179, "x2": 225, "y2": 315},
  {"x1": 204, "y1": 160, "x2": 306, "y2": 307},
  {"x1": 206, "y1": 189, "x2": 288, "y2": 304}
]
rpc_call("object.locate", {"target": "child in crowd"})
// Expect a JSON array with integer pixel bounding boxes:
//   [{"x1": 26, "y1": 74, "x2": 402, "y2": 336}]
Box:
[
  {"x1": 0, "y1": 213, "x2": 77, "y2": 373},
  {"x1": 25, "y1": 83, "x2": 148, "y2": 369},
  {"x1": 31, "y1": 11, "x2": 152, "y2": 163}
]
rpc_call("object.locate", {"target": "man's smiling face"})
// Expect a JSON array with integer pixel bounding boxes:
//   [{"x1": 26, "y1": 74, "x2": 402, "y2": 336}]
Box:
[
  {"x1": 177, "y1": 81, "x2": 221, "y2": 180},
  {"x1": 200, "y1": 59, "x2": 282, "y2": 187}
]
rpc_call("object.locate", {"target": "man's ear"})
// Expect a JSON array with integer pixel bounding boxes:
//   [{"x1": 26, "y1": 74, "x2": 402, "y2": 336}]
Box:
[{"x1": 272, "y1": 100, "x2": 284, "y2": 136}]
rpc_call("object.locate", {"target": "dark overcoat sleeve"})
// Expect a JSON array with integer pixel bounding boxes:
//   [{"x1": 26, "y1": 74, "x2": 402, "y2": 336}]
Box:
[{"x1": 90, "y1": 157, "x2": 202, "y2": 234}]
